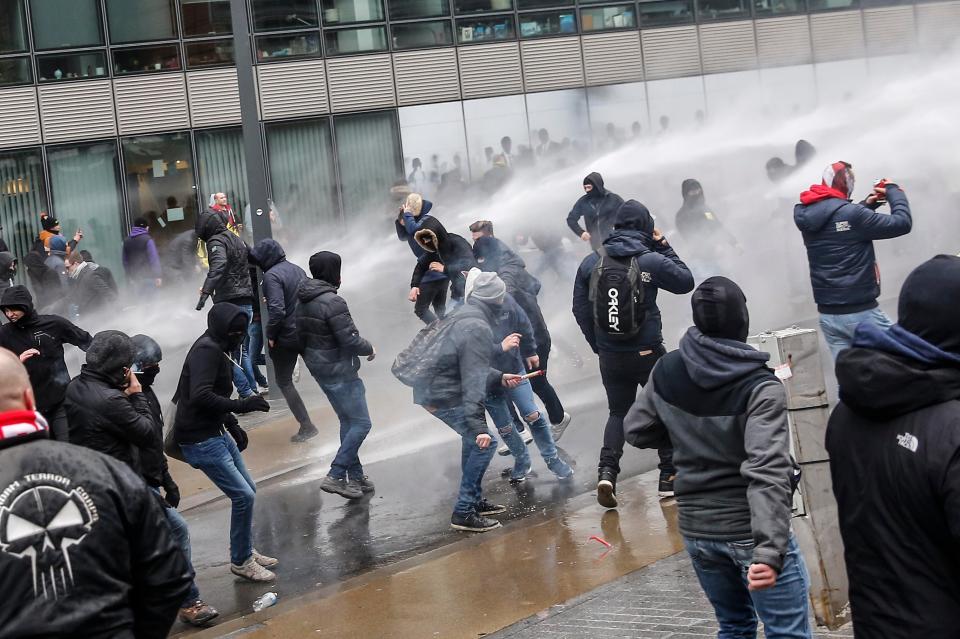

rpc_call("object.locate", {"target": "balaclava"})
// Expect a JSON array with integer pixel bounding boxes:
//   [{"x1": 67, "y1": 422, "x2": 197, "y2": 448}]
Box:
[
  {"x1": 691, "y1": 276, "x2": 750, "y2": 343},
  {"x1": 583, "y1": 172, "x2": 605, "y2": 198},
  {"x1": 131, "y1": 334, "x2": 163, "y2": 388},
  {"x1": 897, "y1": 255, "x2": 960, "y2": 356}
]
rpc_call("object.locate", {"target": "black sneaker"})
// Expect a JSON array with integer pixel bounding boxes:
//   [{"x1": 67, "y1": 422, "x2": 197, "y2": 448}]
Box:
[
  {"x1": 476, "y1": 499, "x2": 507, "y2": 516},
  {"x1": 658, "y1": 474, "x2": 676, "y2": 499},
  {"x1": 451, "y1": 511, "x2": 502, "y2": 532},
  {"x1": 290, "y1": 424, "x2": 319, "y2": 443},
  {"x1": 320, "y1": 475, "x2": 363, "y2": 500},
  {"x1": 597, "y1": 467, "x2": 618, "y2": 509}
]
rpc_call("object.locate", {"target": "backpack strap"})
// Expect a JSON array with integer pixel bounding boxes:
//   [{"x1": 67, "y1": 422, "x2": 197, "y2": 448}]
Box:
[{"x1": 588, "y1": 246, "x2": 607, "y2": 302}]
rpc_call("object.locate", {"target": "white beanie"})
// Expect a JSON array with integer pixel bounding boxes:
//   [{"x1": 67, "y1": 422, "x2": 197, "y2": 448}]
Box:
[{"x1": 464, "y1": 267, "x2": 506, "y2": 304}]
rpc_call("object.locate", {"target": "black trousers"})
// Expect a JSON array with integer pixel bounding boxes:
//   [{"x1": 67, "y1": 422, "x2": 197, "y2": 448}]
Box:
[
  {"x1": 528, "y1": 340, "x2": 565, "y2": 424},
  {"x1": 41, "y1": 402, "x2": 69, "y2": 442},
  {"x1": 598, "y1": 346, "x2": 674, "y2": 477},
  {"x1": 269, "y1": 344, "x2": 313, "y2": 429},
  {"x1": 414, "y1": 279, "x2": 448, "y2": 325}
]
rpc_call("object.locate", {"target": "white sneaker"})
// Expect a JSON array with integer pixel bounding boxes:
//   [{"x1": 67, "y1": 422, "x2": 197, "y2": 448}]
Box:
[
  {"x1": 256, "y1": 385, "x2": 269, "y2": 396},
  {"x1": 231, "y1": 557, "x2": 275, "y2": 582},
  {"x1": 551, "y1": 412, "x2": 572, "y2": 442},
  {"x1": 252, "y1": 548, "x2": 278, "y2": 568},
  {"x1": 497, "y1": 442, "x2": 511, "y2": 456},
  {"x1": 521, "y1": 429, "x2": 533, "y2": 445}
]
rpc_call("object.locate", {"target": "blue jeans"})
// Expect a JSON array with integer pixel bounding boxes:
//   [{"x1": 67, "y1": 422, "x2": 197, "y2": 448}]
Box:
[
  {"x1": 319, "y1": 378, "x2": 373, "y2": 480},
  {"x1": 180, "y1": 433, "x2": 256, "y2": 566},
  {"x1": 248, "y1": 318, "x2": 267, "y2": 387},
  {"x1": 684, "y1": 535, "x2": 812, "y2": 639},
  {"x1": 484, "y1": 391, "x2": 531, "y2": 480},
  {"x1": 428, "y1": 405, "x2": 495, "y2": 516},
  {"x1": 152, "y1": 487, "x2": 200, "y2": 605},
  {"x1": 231, "y1": 304, "x2": 258, "y2": 397},
  {"x1": 486, "y1": 379, "x2": 572, "y2": 478},
  {"x1": 819, "y1": 307, "x2": 892, "y2": 361}
]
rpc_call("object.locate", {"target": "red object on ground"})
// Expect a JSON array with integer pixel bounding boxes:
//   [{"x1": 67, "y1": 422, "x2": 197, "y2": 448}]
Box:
[{"x1": 589, "y1": 535, "x2": 612, "y2": 548}]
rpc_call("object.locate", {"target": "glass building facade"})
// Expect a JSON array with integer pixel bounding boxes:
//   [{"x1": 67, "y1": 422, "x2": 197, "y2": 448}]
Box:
[{"x1": 0, "y1": 0, "x2": 950, "y2": 276}]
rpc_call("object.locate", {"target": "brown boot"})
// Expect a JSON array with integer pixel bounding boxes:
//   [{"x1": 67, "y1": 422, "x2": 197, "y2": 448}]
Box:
[{"x1": 178, "y1": 600, "x2": 219, "y2": 626}]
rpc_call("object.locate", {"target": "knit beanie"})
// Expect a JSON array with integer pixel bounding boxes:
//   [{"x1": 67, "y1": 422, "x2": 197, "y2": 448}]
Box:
[
  {"x1": 897, "y1": 255, "x2": 960, "y2": 356},
  {"x1": 691, "y1": 276, "x2": 750, "y2": 343},
  {"x1": 49, "y1": 235, "x2": 67, "y2": 252},
  {"x1": 464, "y1": 267, "x2": 506, "y2": 305},
  {"x1": 86, "y1": 330, "x2": 134, "y2": 375},
  {"x1": 41, "y1": 214, "x2": 59, "y2": 231}
]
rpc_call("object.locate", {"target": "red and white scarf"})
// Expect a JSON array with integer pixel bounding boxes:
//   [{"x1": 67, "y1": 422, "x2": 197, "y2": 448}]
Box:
[{"x1": 0, "y1": 410, "x2": 49, "y2": 442}]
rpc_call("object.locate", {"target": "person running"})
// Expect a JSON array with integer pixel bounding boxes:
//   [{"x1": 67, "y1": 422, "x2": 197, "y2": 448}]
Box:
[
  {"x1": 397, "y1": 193, "x2": 448, "y2": 324},
  {"x1": 624, "y1": 277, "x2": 812, "y2": 638},
  {"x1": 173, "y1": 303, "x2": 276, "y2": 582},
  {"x1": 249, "y1": 239, "x2": 318, "y2": 443},
  {"x1": 0, "y1": 285, "x2": 91, "y2": 441},
  {"x1": 566, "y1": 172, "x2": 624, "y2": 251},
  {"x1": 395, "y1": 268, "x2": 522, "y2": 532},
  {"x1": 412, "y1": 217, "x2": 477, "y2": 312},
  {"x1": 794, "y1": 162, "x2": 912, "y2": 360},
  {"x1": 0, "y1": 347, "x2": 191, "y2": 638},
  {"x1": 297, "y1": 251, "x2": 376, "y2": 500},
  {"x1": 131, "y1": 333, "x2": 219, "y2": 627},
  {"x1": 573, "y1": 200, "x2": 694, "y2": 508},
  {"x1": 827, "y1": 255, "x2": 960, "y2": 638}
]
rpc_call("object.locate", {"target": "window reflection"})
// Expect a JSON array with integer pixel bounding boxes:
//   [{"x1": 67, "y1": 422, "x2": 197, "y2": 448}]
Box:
[
  {"x1": 0, "y1": 57, "x2": 32, "y2": 86},
  {"x1": 697, "y1": 0, "x2": 751, "y2": 19},
  {"x1": 455, "y1": 0, "x2": 514, "y2": 15},
  {"x1": 389, "y1": 0, "x2": 450, "y2": 20},
  {"x1": 113, "y1": 44, "x2": 181, "y2": 75},
  {"x1": 0, "y1": 147, "x2": 48, "y2": 263},
  {"x1": 580, "y1": 4, "x2": 636, "y2": 30},
  {"x1": 755, "y1": 0, "x2": 803, "y2": 14},
  {"x1": 333, "y1": 111, "x2": 402, "y2": 222},
  {"x1": 587, "y1": 83, "x2": 649, "y2": 151},
  {"x1": 392, "y1": 20, "x2": 453, "y2": 49},
  {"x1": 180, "y1": 0, "x2": 232, "y2": 37},
  {"x1": 463, "y1": 94, "x2": 531, "y2": 184},
  {"x1": 324, "y1": 26, "x2": 388, "y2": 55},
  {"x1": 185, "y1": 39, "x2": 235, "y2": 67},
  {"x1": 807, "y1": 0, "x2": 856, "y2": 8},
  {"x1": 106, "y1": 0, "x2": 177, "y2": 43},
  {"x1": 526, "y1": 89, "x2": 590, "y2": 170},
  {"x1": 320, "y1": 0, "x2": 385, "y2": 25},
  {"x1": 31, "y1": 0, "x2": 104, "y2": 49},
  {"x1": 251, "y1": 0, "x2": 319, "y2": 31},
  {"x1": 0, "y1": 0, "x2": 28, "y2": 53},
  {"x1": 399, "y1": 101, "x2": 469, "y2": 202},
  {"x1": 518, "y1": 10, "x2": 577, "y2": 37},
  {"x1": 456, "y1": 15, "x2": 515, "y2": 42},
  {"x1": 256, "y1": 32, "x2": 322, "y2": 60},
  {"x1": 638, "y1": 0, "x2": 694, "y2": 25},
  {"x1": 37, "y1": 51, "x2": 108, "y2": 82},
  {"x1": 517, "y1": 0, "x2": 574, "y2": 8}
]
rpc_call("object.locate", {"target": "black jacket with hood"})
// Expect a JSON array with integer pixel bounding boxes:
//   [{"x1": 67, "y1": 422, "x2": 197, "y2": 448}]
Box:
[
  {"x1": 198, "y1": 211, "x2": 253, "y2": 304},
  {"x1": 250, "y1": 239, "x2": 307, "y2": 350},
  {"x1": 411, "y1": 217, "x2": 477, "y2": 300},
  {"x1": 625, "y1": 327, "x2": 792, "y2": 571},
  {"x1": 173, "y1": 303, "x2": 250, "y2": 444},
  {"x1": 23, "y1": 246, "x2": 62, "y2": 311},
  {"x1": 566, "y1": 172, "x2": 624, "y2": 250},
  {"x1": 675, "y1": 179, "x2": 737, "y2": 258},
  {"x1": 71, "y1": 262, "x2": 119, "y2": 317},
  {"x1": 0, "y1": 285, "x2": 92, "y2": 414},
  {"x1": 0, "y1": 251, "x2": 15, "y2": 293},
  {"x1": 0, "y1": 425, "x2": 191, "y2": 638},
  {"x1": 296, "y1": 252, "x2": 373, "y2": 383},
  {"x1": 573, "y1": 201, "x2": 694, "y2": 353},
  {"x1": 828, "y1": 327, "x2": 960, "y2": 636}
]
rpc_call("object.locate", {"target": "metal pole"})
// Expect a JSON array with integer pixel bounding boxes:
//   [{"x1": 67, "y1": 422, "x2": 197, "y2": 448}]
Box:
[{"x1": 229, "y1": 0, "x2": 277, "y2": 393}]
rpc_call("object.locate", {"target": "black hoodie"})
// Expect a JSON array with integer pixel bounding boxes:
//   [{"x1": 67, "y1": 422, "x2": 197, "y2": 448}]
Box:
[
  {"x1": 173, "y1": 303, "x2": 250, "y2": 444},
  {"x1": 250, "y1": 239, "x2": 307, "y2": 349},
  {"x1": 296, "y1": 252, "x2": 373, "y2": 382},
  {"x1": 675, "y1": 179, "x2": 737, "y2": 259},
  {"x1": 411, "y1": 217, "x2": 477, "y2": 300},
  {"x1": 0, "y1": 285, "x2": 92, "y2": 414},
  {"x1": 566, "y1": 172, "x2": 624, "y2": 250},
  {"x1": 0, "y1": 251, "x2": 15, "y2": 293},
  {"x1": 827, "y1": 348, "x2": 960, "y2": 638}
]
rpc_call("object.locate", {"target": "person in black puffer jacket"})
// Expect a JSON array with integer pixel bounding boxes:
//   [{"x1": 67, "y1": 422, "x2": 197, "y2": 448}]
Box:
[
  {"x1": 0, "y1": 285, "x2": 92, "y2": 441},
  {"x1": 249, "y1": 238, "x2": 317, "y2": 443},
  {"x1": 412, "y1": 216, "x2": 477, "y2": 307},
  {"x1": 566, "y1": 172, "x2": 624, "y2": 251},
  {"x1": 827, "y1": 255, "x2": 960, "y2": 639},
  {"x1": 794, "y1": 162, "x2": 912, "y2": 361},
  {"x1": 0, "y1": 347, "x2": 191, "y2": 639},
  {"x1": 173, "y1": 302, "x2": 276, "y2": 584},
  {"x1": 65, "y1": 251, "x2": 119, "y2": 319},
  {"x1": 297, "y1": 251, "x2": 376, "y2": 501}
]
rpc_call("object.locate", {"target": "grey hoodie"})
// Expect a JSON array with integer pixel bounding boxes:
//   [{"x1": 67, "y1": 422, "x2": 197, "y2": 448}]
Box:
[{"x1": 624, "y1": 327, "x2": 793, "y2": 572}]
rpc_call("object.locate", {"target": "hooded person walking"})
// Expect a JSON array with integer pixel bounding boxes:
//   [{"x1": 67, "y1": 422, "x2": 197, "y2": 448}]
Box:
[
  {"x1": 624, "y1": 277, "x2": 811, "y2": 638},
  {"x1": 794, "y1": 161, "x2": 912, "y2": 361},
  {"x1": 249, "y1": 238, "x2": 317, "y2": 443},
  {"x1": 122, "y1": 217, "x2": 163, "y2": 295},
  {"x1": 296, "y1": 251, "x2": 377, "y2": 499},
  {"x1": 412, "y1": 217, "x2": 477, "y2": 309},
  {"x1": 566, "y1": 172, "x2": 624, "y2": 251},
  {"x1": 827, "y1": 255, "x2": 960, "y2": 638},
  {"x1": 0, "y1": 285, "x2": 92, "y2": 441}
]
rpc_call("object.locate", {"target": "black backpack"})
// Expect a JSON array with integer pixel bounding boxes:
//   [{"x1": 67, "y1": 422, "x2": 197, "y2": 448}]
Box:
[
  {"x1": 391, "y1": 314, "x2": 460, "y2": 387},
  {"x1": 588, "y1": 246, "x2": 645, "y2": 339}
]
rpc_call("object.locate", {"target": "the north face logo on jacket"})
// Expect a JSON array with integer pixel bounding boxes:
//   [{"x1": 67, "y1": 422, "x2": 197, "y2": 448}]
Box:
[{"x1": 896, "y1": 432, "x2": 919, "y2": 453}]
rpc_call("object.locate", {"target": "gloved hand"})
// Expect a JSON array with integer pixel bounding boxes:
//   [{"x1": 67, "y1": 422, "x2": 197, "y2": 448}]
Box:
[
  {"x1": 236, "y1": 394, "x2": 270, "y2": 414},
  {"x1": 163, "y1": 480, "x2": 181, "y2": 509},
  {"x1": 227, "y1": 423, "x2": 249, "y2": 452},
  {"x1": 196, "y1": 292, "x2": 210, "y2": 311}
]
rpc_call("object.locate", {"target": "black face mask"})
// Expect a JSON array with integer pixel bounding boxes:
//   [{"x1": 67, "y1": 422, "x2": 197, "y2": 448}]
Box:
[
  {"x1": 226, "y1": 331, "x2": 245, "y2": 352},
  {"x1": 138, "y1": 364, "x2": 160, "y2": 387}
]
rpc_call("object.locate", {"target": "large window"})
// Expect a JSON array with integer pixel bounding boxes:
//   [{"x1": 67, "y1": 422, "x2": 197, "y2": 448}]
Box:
[
  {"x1": 324, "y1": 26, "x2": 388, "y2": 54},
  {"x1": 121, "y1": 132, "x2": 198, "y2": 252},
  {"x1": 807, "y1": 0, "x2": 856, "y2": 8},
  {"x1": 185, "y1": 39, "x2": 234, "y2": 67},
  {"x1": 0, "y1": 0, "x2": 28, "y2": 53},
  {"x1": 526, "y1": 88, "x2": 590, "y2": 169},
  {"x1": 391, "y1": 20, "x2": 453, "y2": 49},
  {"x1": 0, "y1": 57, "x2": 32, "y2": 85},
  {"x1": 113, "y1": 44, "x2": 181, "y2": 75},
  {"x1": 320, "y1": 0, "x2": 385, "y2": 24},
  {"x1": 37, "y1": 51, "x2": 108, "y2": 82},
  {"x1": 195, "y1": 128, "x2": 249, "y2": 226},
  {"x1": 181, "y1": 0, "x2": 232, "y2": 37},
  {"x1": 106, "y1": 0, "x2": 178, "y2": 43},
  {"x1": 252, "y1": 0, "x2": 319, "y2": 31},
  {"x1": 587, "y1": 83, "x2": 649, "y2": 150},
  {"x1": 48, "y1": 141, "x2": 124, "y2": 276},
  {"x1": 697, "y1": 0, "x2": 751, "y2": 19},
  {"x1": 463, "y1": 94, "x2": 530, "y2": 178},
  {"x1": 333, "y1": 111, "x2": 402, "y2": 220},
  {"x1": 265, "y1": 119, "x2": 340, "y2": 236},
  {"x1": 256, "y1": 32, "x2": 322, "y2": 61},
  {"x1": 0, "y1": 147, "x2": 47, "y2": 261},
  {"x1": 399, "y1": 102, "x2": 470, "y2": 201},
  {"x1": 456, "y1": 15, "x2": 515, "y2": 42},
  {"x1": 30, "y1": 0, "x2": 104, "y2": 50},
  {"x1": 580, "y1": 4, "x2": 636, "y2": 30},
  {"x1": 389, "y1": 0, "x2": 449, "y2": 19},
  {"x1": 455, "y1": 0, "x2": 513, "y2": 12},
  {"x1": 518, "y1": 10, "x2": 577, "y2": 37},
  {"x1": 638, "y1": 0, "x2": 694, "y2": 24}
]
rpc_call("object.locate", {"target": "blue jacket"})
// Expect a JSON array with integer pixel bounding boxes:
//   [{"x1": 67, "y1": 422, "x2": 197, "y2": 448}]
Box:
[
  {"x1": 395, "y1": 201, "x2": 446, "y2": 284},
  {"x1": 573, "y1": 229, "x2": 694, "y2": 353},
  {"x1": 490, "y1": 293, "x2": 538, "y2": 374},
  {"x1": 794, "y1": 185, "x2": 911, "y2": 313}
]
